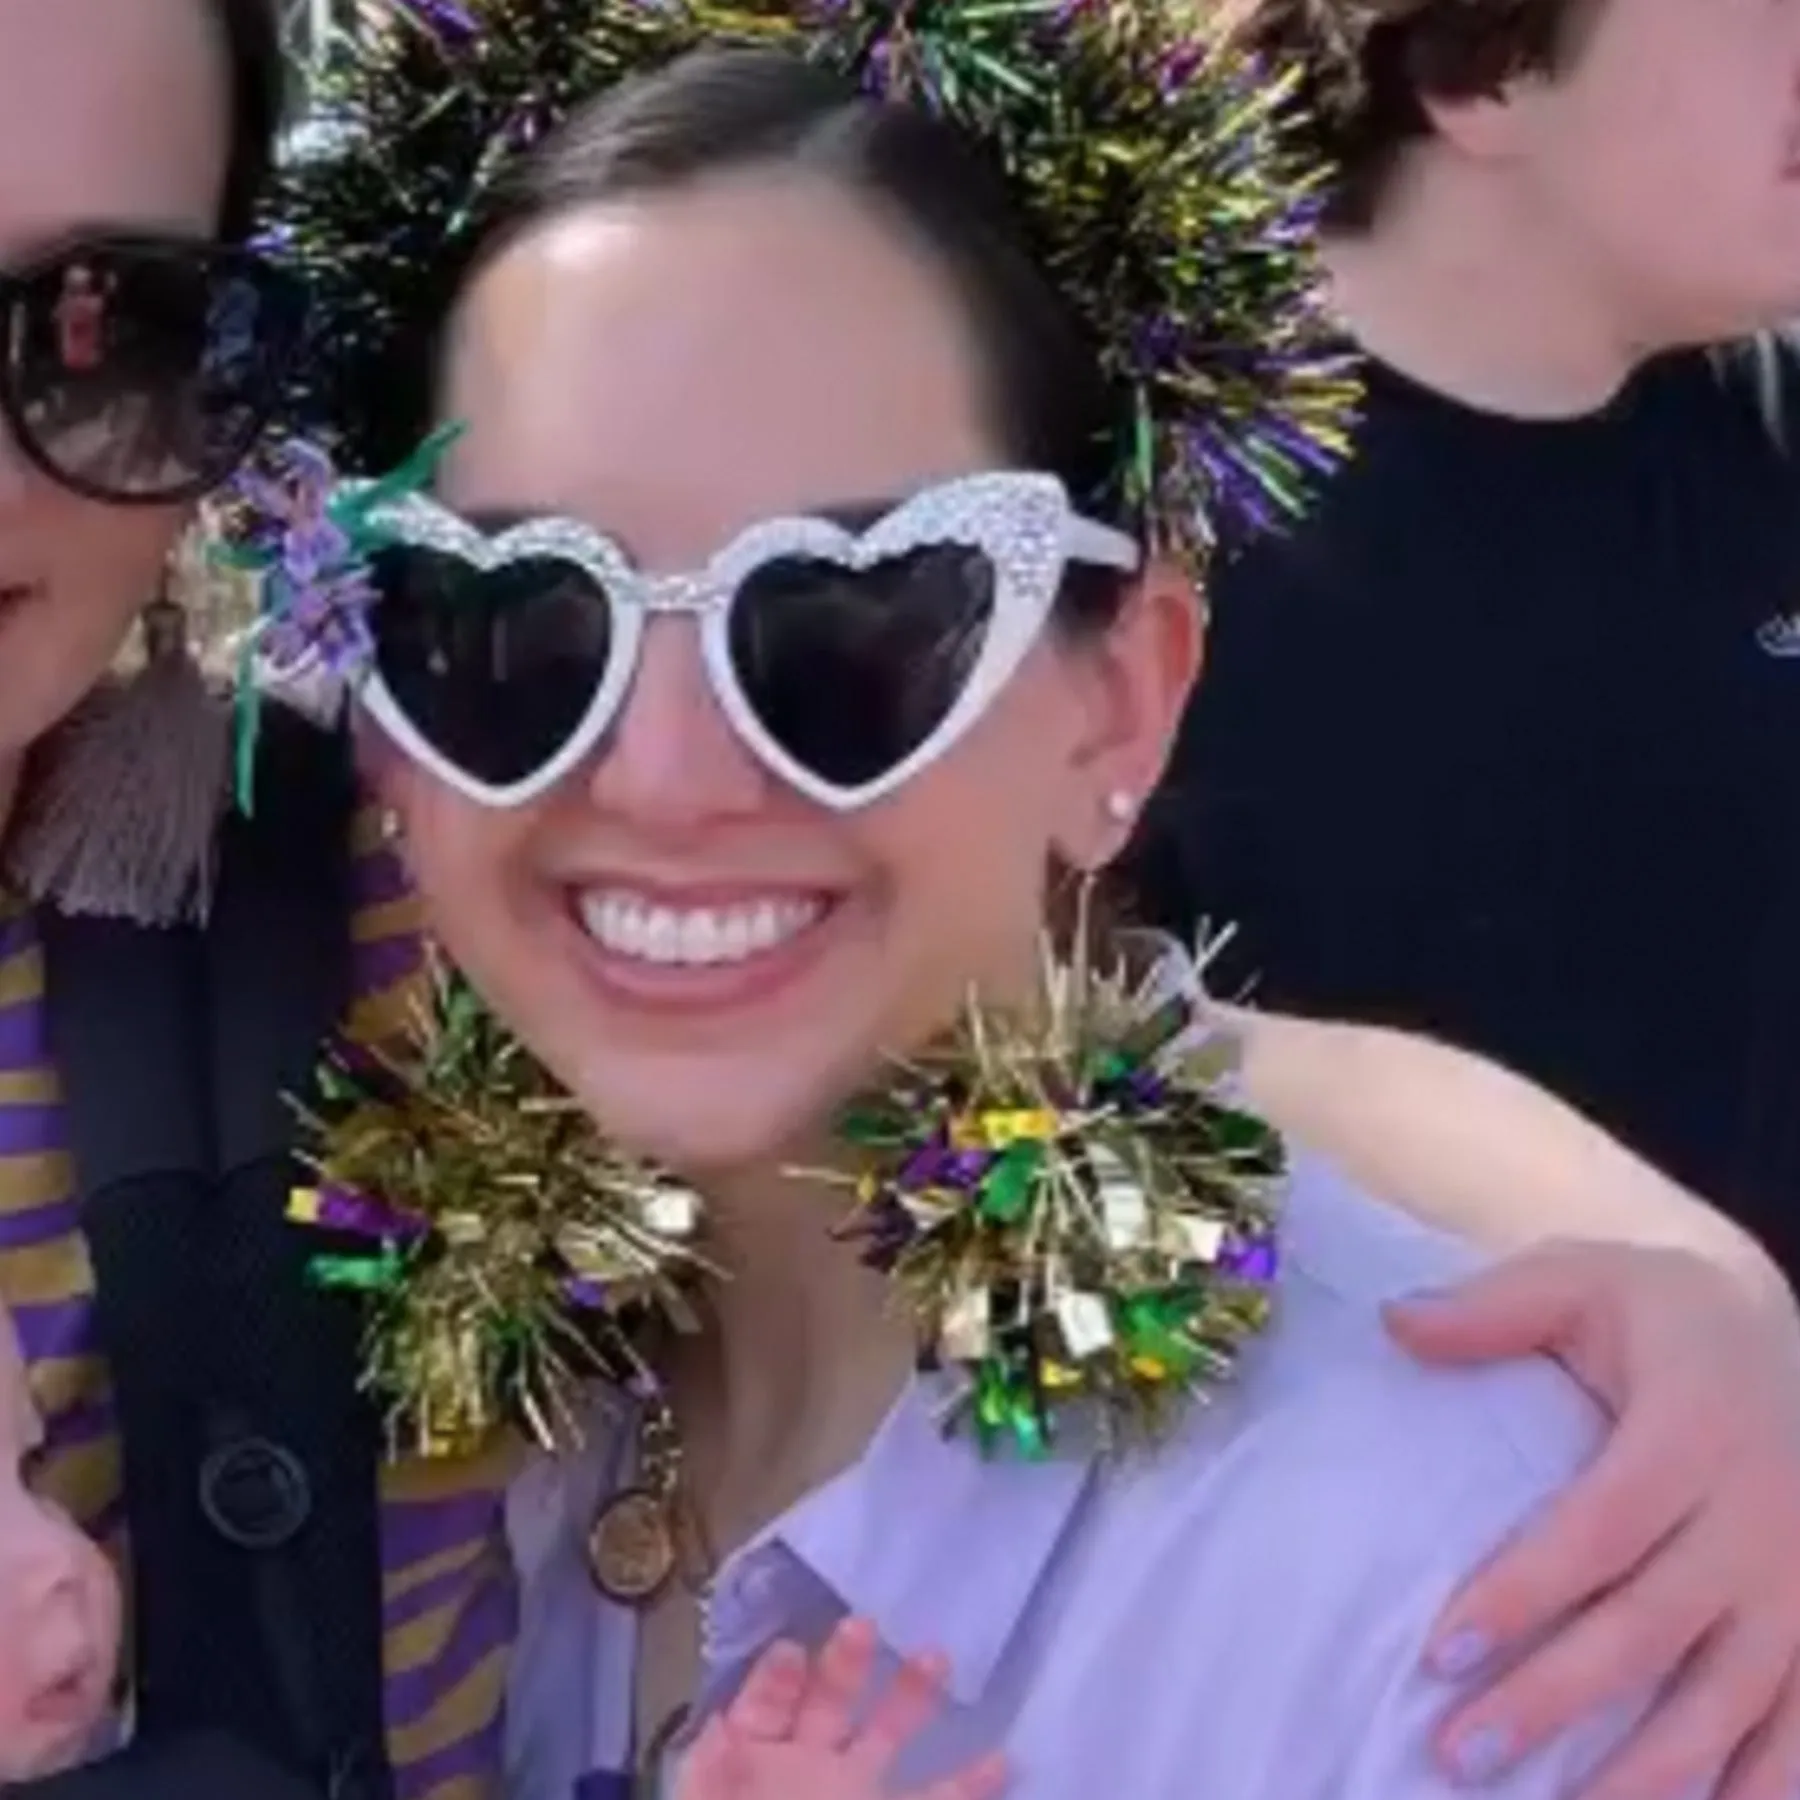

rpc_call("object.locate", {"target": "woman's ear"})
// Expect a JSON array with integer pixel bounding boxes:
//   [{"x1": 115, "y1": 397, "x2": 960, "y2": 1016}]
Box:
[
  {"x1": 1054, "y1": 558, "x2": 1203, "y2": 869},
  {"x1": 1421, "y1": 72, "x2": 1547, "y2": 166}
]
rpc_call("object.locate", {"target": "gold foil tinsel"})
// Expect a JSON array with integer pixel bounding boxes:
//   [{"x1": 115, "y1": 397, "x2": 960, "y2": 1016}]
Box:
[{"x1": 291, "y1": 959, "x2": 705, "y2": 1458}]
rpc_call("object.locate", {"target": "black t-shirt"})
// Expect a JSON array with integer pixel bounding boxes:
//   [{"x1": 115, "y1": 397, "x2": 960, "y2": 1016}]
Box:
[{"x1": 1132, "y1": 346, "x2": 1800, "y2": 1270}]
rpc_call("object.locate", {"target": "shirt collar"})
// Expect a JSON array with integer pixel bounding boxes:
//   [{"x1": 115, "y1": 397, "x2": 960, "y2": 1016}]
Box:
[{"x1": 772, "y1": 1380, "x2": 1093, "y2": 1704}]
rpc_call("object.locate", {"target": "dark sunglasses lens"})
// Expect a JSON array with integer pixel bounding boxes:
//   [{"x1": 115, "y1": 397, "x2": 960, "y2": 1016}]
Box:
[
  {"x1": 728, "y1": 546, "x2": 996, "y2": 792},
  {"x1": 4, "y1": 244, "x2": 300, "y2": 501},
  {"x1": 369, "y1": 546, "x2": 615, "y2": 788}
]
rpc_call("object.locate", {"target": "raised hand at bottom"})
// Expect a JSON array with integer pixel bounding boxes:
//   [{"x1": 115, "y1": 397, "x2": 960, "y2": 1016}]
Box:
[{"x1": 675, "y1": 1616, "x2": 1009, "y2": 1800}]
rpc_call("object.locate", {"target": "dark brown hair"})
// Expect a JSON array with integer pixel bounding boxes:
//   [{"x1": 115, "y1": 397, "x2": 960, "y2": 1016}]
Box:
[
  {"x1": 207, "y1": 0, "x2": 286, "y2": 238},
  {"x1": 1226, "y1": 0, "x2": 1598, "y2": 231}
]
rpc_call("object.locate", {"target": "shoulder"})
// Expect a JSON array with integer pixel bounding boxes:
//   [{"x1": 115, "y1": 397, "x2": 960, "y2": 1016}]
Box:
[
  {"x1": 1107, "y1": 1151, "x2": 1603, "y2": 1563},
  {"x1": 1239, "y1": 1151, "x2": 1602, "y2": 1493},
  {"x1": 1033, "y1": 1160, "x2": 1634, "y2": 1797}
]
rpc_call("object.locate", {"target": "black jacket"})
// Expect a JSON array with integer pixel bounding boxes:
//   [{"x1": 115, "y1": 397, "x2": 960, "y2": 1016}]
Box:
[{"x1": 19, "y1": 715, "x2": 389, "y2": 1800}]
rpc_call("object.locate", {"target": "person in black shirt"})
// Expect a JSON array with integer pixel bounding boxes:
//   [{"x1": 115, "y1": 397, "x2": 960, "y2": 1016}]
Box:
[{"x1": 1136, "y1": 0, "x2": 1800, "y2": 1272}]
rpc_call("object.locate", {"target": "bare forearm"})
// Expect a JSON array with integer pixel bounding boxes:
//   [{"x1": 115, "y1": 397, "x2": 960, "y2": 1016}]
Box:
[{"x1": 1231, "y1": 1006, "x2": 1794, "y2": 1316}]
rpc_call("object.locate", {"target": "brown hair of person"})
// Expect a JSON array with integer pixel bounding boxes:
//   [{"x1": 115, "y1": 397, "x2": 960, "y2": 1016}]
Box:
[{"x1": 1222, "y1": 0, "x2": 1601, "y2": 232}]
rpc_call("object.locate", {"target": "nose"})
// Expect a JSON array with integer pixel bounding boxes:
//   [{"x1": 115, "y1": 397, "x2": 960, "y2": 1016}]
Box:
[
  {"x1": 0, "y1": 368, "x2": 40, "y2": 514},
  {"x1": 0, "y1": 415, "x2": 35, "y2": 511},
  {"x1": 583, "y1": 616, "x2": 773, "y2": 823}
]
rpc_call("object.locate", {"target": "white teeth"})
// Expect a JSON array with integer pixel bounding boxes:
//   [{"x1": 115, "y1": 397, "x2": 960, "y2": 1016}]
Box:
[{"x1": 577, "y1": 890, "x2": 824, "y2": 966}]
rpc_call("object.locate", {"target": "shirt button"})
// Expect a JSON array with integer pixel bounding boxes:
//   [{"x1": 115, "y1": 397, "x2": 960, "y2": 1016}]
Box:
[{"x1": 197, "y1": 1436, "x2": 313, "y2": 1550}]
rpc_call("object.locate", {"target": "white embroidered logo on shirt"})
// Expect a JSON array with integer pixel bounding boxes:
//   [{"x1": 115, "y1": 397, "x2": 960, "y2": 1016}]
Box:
[{"x1": 1758, "y1": 614, "x2": 1800, "y2": 656}]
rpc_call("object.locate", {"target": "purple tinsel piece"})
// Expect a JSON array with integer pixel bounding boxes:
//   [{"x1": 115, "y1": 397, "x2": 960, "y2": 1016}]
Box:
[
  {"x1": 564, "y1": 1276, "x2": 607, "y2": 1310},
  {"x1": 230, "y1": 437, "x2": 383, "y2": 675},
  {"x1": 1157, "y1": 41, "x2": 1204, "y2": 97},
  {"x1": 855, "y1": 1195, "x2": 919, "y2": 1274},
  {"x1": 1091, "y1": 1064, "x2": 1165, "y2": 1111},
  {"x1": 1122, "y1": 1068, "x2": 1167, "y2": 1107},
  {"x1": 282, "y1": 516, "x2": 353, "y2": 585},
  {"x1": 1132, "y1": 314, "x2": 1182, "y2": 368},
  {"x1": 398, "y1": 0, "x2": 480, "y2": 42},
  {"x1": 899, "y1": 1138, "x2": 992, "y2": 1191},
  {"x1": 310, "y1": 1181, "x2": 429, "y2": 1243},
  {"x1": 1221, "y1": 1234, "x2": 1279, "y2": 1283},
  {"x1": 262, "y1": 567, "x2": 377, "y2": 675},
  {"x1": 503, "y1": 102, "x2": 551, "y2": 150},
  {"x1": 272, "y1": 437, "x2": 338, "y2": 494}
]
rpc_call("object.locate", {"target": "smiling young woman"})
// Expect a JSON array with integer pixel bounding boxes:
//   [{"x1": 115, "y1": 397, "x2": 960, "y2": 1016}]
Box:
[
  {"x1": 240, "y1": 19, "x2": 1800, "y2": 1800},
  {"x1": 7, "y1": 5, "x2": 1800, "y2": 1800}
]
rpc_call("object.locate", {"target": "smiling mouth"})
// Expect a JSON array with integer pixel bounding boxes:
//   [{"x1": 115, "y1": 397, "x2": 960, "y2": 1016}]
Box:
[
  {"x1": 23, "y1": 1660, "x2": 98, "y2": 1728},
  {"x1": 576, "y1": 888, "x2": 829, "y2": 967}
]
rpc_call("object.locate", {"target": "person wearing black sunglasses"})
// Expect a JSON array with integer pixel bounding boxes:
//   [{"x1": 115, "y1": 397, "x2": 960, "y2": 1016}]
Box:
[{"x1": 0, "y1": 4, "x2": 406, "y2": 1800}]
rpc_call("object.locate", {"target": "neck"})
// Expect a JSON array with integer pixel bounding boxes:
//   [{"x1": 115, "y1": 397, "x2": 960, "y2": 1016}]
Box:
[
  {"x1": 660, "y1": 931, "x2": 1045, "y2": 1537},
  {"x1": 669, "y1": 1140, "x2": 916, "y2": 1530},
  {"x1": 1326, "y1": 155, "x2": 1652, "y2": 418}
]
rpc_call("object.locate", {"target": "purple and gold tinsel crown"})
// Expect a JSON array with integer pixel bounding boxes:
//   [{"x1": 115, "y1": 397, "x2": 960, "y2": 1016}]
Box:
[{"x1": 264, "y1": 0, "x2": 1357, "y2": 565}]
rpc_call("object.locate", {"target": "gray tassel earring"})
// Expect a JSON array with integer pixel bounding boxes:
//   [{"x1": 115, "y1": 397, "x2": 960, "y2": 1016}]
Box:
[{"x1": 5, "y1": 536, "x2": 233, "y2": 926}]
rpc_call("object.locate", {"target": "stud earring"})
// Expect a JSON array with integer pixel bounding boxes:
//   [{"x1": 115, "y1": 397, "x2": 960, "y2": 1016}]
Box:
[{"x1": 1104, "y1": 789, "x2": 1137, "y2": 825}]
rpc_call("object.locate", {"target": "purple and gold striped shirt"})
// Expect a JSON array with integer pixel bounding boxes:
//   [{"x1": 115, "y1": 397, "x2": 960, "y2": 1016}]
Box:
[{"x1": 0, "y1": 814, "x2": 522, "y2": 1800}]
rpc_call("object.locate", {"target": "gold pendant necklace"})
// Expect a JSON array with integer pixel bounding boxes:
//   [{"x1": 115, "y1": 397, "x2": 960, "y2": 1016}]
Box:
[{"x1": 587, "y1": 1395, "x2": 714, "y2": 1606}]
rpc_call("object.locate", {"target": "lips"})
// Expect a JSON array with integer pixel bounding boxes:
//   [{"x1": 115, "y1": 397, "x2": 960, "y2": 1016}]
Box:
[{"x1": 24, "y1": 1663, "x2": 95, "y2": 1727}]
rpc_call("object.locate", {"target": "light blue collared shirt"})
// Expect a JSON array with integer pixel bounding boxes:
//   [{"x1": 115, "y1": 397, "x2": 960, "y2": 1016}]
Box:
[{"x1": 504, "y1": 1156, "x2": 1679, "y2": 1799}]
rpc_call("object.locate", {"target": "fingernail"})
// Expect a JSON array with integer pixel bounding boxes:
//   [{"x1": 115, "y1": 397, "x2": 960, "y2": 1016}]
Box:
[
  {"x1": 1449, "y1": 1724, "x2": 1515, "y2": 1783},
  {"x1": 1398, "y1": 1285, "x2": 1453, "y2": 1307},
  {"x1": 1428, "y1": 1626, "x2": 1493, "y2": 1678}
]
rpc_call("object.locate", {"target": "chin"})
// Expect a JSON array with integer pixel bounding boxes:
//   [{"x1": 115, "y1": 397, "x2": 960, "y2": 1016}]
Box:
[
  {"x1": 0, "y1": 1721, "x2": 98, "y2": 1783},
  {"x1": 575, "y1": 1058, "x2": 840, "y2": 1178},
  {"x1": 542, "y1": 1009, "x2": 883, "y2": 1179}
]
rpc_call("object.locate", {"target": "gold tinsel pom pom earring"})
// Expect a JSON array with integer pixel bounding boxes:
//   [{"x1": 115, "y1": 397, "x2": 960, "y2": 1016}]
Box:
[{"x1": 815, "y1": 886, "x2": 1285, "y2": 1459}]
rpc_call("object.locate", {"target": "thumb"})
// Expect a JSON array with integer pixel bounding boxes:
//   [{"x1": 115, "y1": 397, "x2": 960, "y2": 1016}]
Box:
[{"x1": 1384, "y1": 1248, "x2": 1593, "y2": 1366}]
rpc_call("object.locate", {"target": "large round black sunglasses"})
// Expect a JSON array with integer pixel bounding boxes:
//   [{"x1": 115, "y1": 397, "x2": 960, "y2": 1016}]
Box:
[{"x1": 0, "y1": 232, "x2": 306, "y2": 506}]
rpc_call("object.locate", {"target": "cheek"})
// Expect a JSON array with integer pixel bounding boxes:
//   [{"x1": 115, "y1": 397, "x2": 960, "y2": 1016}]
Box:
[
  {"x1": 51, "y1": 496, "x2": 177, "y2": 616},
  {"x1": 862, "y1": 667, "x2": 1078, "y2": 960},
  {"x1": 351, "y1": 708, "x2": 400, "y2": 794},
  {"x1": 1557, "y1": 55, "x2": 1790, "y2": 249},
  {"x1": 388, "y1": 766, "x2": 539, "y2": 977},
  {"x1": 0, "y1": 497, "x2": 183, "y2": 753}
]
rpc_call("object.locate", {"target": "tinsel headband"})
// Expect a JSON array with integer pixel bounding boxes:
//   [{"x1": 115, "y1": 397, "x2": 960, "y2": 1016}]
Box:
[{"x1": 264, "y1": 0, "x2": 1359, "y2": 567}]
